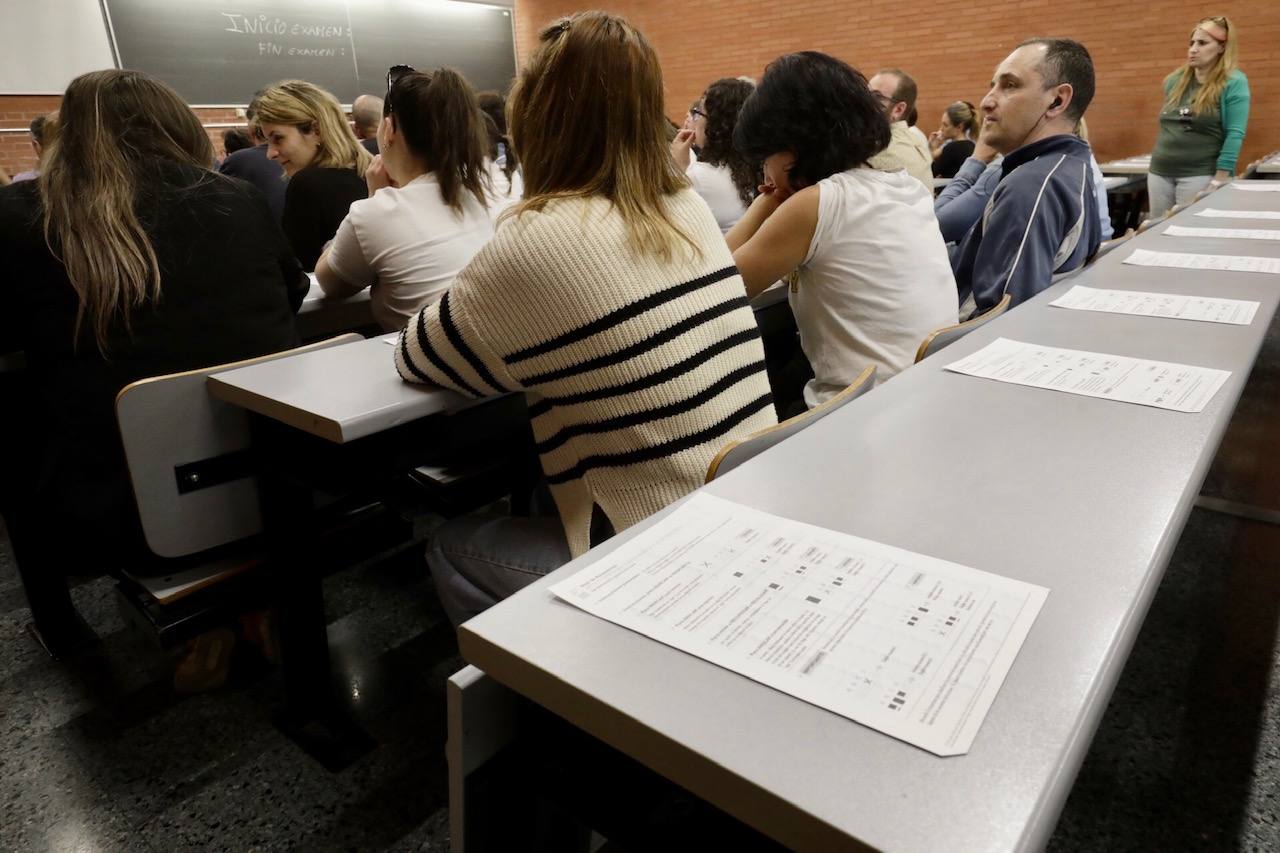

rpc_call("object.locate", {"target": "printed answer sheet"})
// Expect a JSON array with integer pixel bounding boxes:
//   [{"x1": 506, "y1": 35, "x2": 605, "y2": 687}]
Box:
[
  {"x1": 1229, "y1": 182, "x2": 1280, "y2": 192},
  {"x1": 550, "y1": 492, "x2": 1047, "y2": 756},
  {"x1": 1196, "y1": 208, "x2": 1280, "y2": 220},
  {"x1": 1123, "y1": 248, "x2": 1280, "y2": 274},
  {"x1": 1164, "y1": 224, "x2": 1280, "y2": 241},
  {"x1": 944, "y1": 337, "x2": 1230, "y2": 413},
  {"x1": 1049, "y1": 285, "x2": 1259, "y2": 325}
]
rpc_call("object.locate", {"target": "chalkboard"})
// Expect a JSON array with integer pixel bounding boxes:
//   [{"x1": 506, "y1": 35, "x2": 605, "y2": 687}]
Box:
[{"x1": 103, "y1": 0, "x2": 517, "y2": 105}]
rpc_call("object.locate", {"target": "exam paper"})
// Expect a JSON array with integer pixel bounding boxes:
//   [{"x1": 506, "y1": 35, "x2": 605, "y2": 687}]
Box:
[
  {"x1": 1123, "y1": 248, "x2": 1280, "y2": 274},
  {"x1": 550, "y1": 492, "x2": 1047, "y2": 756},
  {"x1": 1164, "y1": 225, "x2": 1280, "y2": 241},
  {"x1": 1196, "y1": 208, "x2": 1280, "y2": 220},
  {"x1": 944, "y1": 337, "x2": 1230, "y2": 413},
  {"x1": 1229, "y1": 183, "x2": 1280, "y2": 192},
  {"x1": 1050, "y1": 285, "x2": 1259, "y2": 325}
]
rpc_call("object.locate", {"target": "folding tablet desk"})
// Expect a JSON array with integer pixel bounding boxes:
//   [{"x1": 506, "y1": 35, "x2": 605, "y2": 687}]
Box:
[{"x1": 454, "y1": 187, "x2": 1280, "y2": 850}]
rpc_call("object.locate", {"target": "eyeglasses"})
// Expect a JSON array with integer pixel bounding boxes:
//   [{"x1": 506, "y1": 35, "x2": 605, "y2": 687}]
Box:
[
  {"x1": 690, "y1": 107, "x2": 708, "y2": 120},
  {"x1": 386, "y1": 64, "x2": 415, "y2": 113}
]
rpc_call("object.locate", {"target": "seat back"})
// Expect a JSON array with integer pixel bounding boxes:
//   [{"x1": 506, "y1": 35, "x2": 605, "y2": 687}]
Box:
[
  {"x1": 914, "y1": 293, "x2": 1012, "y2": 363},
  {"x1": 706, "y1": 365, "x2": 875, "y2": 482},
  {"x1": 1090, "y1": 229, "x2": 1136, "y2": 264},
  {"x1": 115, "y1": 333, "x2": 362, "y2": 559}
]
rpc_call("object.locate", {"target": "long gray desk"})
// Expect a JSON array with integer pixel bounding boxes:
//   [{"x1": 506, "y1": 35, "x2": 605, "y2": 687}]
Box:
[
  {"x1": 207, "y1": 336, "x2": 461, "y2": 443},
  {"x1": 456, "y1": 187, "x2": 1280, "y2": 850},
  {"x1": 1099, "y1": 154, "x2": 1151, "y2": 176},
  {"x1": 1256, "y1": 154, "x2": 1280, "y2": 175},
  {"x1": 296, "y1": 274, "x2": 376, "y2": 340}
]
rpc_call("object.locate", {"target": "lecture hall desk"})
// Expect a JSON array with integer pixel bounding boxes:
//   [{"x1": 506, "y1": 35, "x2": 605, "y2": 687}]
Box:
[{"x1": 452, "y1": 184, "x2": 1280, "y2": 851}]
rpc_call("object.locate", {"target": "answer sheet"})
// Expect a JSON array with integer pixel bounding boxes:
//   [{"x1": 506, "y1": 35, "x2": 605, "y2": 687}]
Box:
[
  {"x1": 1164, "y1": 224, "x2": 1280, "y2": 241},
  {"x1": 943, "y1": 337, "x2": 1230, "y2": 413},
  {"x1": 550, "y1": 492, "x2": 1047, "y2": 756},
  {"x1": 1049, "y1": 285, "x2": 1259, "y2": 325},
  {"x1": 1123, "y1": 248, "x2": 1280, "y2": 274},
  {"x1": 1196, "y1": 208, "x2": 1280, "y2": 220}
]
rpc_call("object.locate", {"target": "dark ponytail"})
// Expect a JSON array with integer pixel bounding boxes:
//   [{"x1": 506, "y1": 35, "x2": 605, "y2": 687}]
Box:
[{"x1": 387, "y1": 67, "x2": 489, "y2": 212}]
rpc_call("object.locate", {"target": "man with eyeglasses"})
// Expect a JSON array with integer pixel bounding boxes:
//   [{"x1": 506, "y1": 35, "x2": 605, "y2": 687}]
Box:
[
  {"x1": 951, "y1": 38, "x2": 1101, "y2": 317},
  {"x1": 867, "y1": 68, "x2": 933, "y2": 190}
]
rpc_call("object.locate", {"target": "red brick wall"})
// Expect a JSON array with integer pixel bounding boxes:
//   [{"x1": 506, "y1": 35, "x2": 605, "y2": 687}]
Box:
[
  {"x1": 1, "y1": 98, "x2": 247, "y2": 177},
  {"x1": 512, "y1": 1, "x2": 1278, "y2": 168}
]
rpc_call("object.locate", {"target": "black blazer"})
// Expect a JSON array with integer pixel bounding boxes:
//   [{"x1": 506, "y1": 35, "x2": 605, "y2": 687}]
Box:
[
  {"x1": 281, "y1": 166, "x2": 368, "y2": 271},
  {"x1": 0, "y1": 161, "x2": 305, "y2": 556}
]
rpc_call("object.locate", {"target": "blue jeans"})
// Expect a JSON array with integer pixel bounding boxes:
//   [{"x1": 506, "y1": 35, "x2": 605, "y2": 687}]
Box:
[
  {"x1": 1147, "y1": 173, "x2": 1213, "y2": 219},
  {"x1": 427, "y1": 514, "x2": 571, "y2": 626}
]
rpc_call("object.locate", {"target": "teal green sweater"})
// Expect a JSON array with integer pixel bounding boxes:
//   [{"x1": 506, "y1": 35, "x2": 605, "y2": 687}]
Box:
[{"x1": 1149, "y1": 68, "x2": 1250, "y2": 177}]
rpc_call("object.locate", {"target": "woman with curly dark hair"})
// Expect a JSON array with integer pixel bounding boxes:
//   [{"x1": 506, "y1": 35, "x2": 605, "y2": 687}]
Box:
[
  {"x1": 670, "y1": 77, "x2": 756, "y2": 232},
  {"x1": 726, "y1": 51, "x2": 957, "y2": 406}
]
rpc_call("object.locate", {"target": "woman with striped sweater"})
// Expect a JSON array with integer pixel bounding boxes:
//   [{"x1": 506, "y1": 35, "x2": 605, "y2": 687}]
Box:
[{"x1": 394, "y1": 11, "x2": 777, "y2": 625}]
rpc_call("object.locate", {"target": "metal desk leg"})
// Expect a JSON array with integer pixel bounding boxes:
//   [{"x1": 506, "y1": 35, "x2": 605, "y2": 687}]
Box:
[
  {"x1": 447, "y1": 665, "x2": 519, "y2": 853},
  {"x1": 255, "y1": 422, "x2": 375, "y2": 771}
]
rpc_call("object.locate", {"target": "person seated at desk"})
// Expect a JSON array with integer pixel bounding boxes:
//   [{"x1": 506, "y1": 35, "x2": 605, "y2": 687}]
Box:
[
  {"x1": 254, "y1": 79, "x2": 371, "y2": 271},
  {"x1": 934, "y1": 143, "x2": 1004, "y2": 246},
  {"x1": 0, "y1": 69, "x2": 305, "y2": 658},
  {"x1": 218, "y1": 105, "x2": 288, "y2": 222},
  {"x1": 394, "y1": 11, "x2": 777, "y2": 625},
  {"x1": 352, "y1": 93, "x2": 383, "y2": 155},
  {"x1": 866, "y1": 68, "x2": 933, "y2": 190},
  {"x1": 929, "y1": 101, "x2": 979, "y2": 179},
  {"x1": 477, "y1": 90, "x2": 524, "y2": 214},
  {"x1": 315, "y1": 67, "x2": 497, "y2": 332},
  {"x1": 670, "y1": 77, "x2": 758, "y2": 233},
  {"x1": 727, "y1": 51, "x2": 957, "y2": 408},
  {"x1": 952, "y1": 38, "x2": 1101, "y2": 315},
  {"x1": 11, "y1": 113, "x2": 53, "y2": 183}
]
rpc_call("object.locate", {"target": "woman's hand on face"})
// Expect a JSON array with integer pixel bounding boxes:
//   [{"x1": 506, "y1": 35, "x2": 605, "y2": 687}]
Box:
[
  {"x1": 365, "y1": 155, "x2": 397, "y2": 194},
  {"x1": 756, "y1": 178, "x2": 791, "y2": 207},
  {"x1": 670, "y1": 129, "x2": 695, "y2": 170}
]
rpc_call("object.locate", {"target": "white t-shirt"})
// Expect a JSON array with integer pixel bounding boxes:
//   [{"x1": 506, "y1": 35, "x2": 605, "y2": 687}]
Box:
[
  {"x1": 686, "y1": 160, "x2": 748, "y2": 233},
  {"x1": 793, "y1": 167, "x2": 959, "y2": 406},
  {"x1": 325, "y1": 173, "x2": 495, "y2": 331},
  {"x1": 485, "y1": 159, "x2": 524, "y2": 219}
]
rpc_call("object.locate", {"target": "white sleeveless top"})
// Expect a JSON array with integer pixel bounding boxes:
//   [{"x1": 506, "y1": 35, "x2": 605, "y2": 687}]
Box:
[
  {"x1": 792, "y1": 167, "x2": 958, "y2": 406},
  {"x1": 686, "y1": 160, "x2": 748, "y2": 233}
]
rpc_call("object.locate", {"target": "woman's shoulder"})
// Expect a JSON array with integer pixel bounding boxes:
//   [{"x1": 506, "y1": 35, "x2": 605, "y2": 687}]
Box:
[{"x1": 1225, "y1": 68, "x2": 1250, "y2": 89}]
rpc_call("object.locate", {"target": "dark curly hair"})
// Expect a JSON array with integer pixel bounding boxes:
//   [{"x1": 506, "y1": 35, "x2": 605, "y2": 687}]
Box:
[
  {"x1": 697, "y1": 77, "x2": 758, "y2": 207},
  {"x1": 734, "y1": 52, "x2": 890, "y2": 190}
]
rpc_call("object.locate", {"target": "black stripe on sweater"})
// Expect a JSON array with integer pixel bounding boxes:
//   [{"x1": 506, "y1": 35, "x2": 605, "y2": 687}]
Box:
[
  {"x1": 534, "y1": 327, "x2": 762, "y2": 409},
  {"x1": 398, "y1": 331, "x2": 435, "y2": 385},
  {"x1": 412, "y1": 309, "x2": 482, "y2": 397},
  {"x1": 439, "y1": 292, "x2": 504, "y2": 394},
  {"x1": 535, "y1": 361, "x2": 767, "y2": 455},
  {"x1": 521, "y1": 296, "x2": 750, "y2": 386},
  {"x1": 544, "y1": 391, "x2": 774, "y2": 485},
  {"x1": 503, "y1": 266, "x2": 740, "y2": 365}
]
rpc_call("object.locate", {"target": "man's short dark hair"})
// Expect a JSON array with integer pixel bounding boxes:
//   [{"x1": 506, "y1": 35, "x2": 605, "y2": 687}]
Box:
[
  {"x1": 877, "y1": 68, "x2": 917, "y2": 110},
  {"x1": 29, "y1": 114, "x2": 47, "y2": 144},
  {"x1": 1019, "y1": 38, "x2": 1094, "y2": 121},
  {"x1": 734, "y1": 51, "x2": 890, "y2": 189}
]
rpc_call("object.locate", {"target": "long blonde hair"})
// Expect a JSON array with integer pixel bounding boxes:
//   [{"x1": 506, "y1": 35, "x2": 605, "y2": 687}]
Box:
[
  {"x1": 39, "y1": 70, "x2": 213, "y2": 352},
  {"x1": 507, "y1": 12, "x2": 694, "y2": 259},
  {"x1": 1164, "y1": 16, "x2": 1239, "y2": 115},
  {"x1": 253, "y1": 79, "x2": 371, "y2": 175}
]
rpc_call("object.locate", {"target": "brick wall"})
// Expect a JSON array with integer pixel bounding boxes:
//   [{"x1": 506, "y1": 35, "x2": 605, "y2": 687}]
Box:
[
  {"x1": 512, "y1": 0, "x2": 1278, "y2": 168},
  {"x1": 0, "y1": 98, "x2": 248, "y2": 177}
]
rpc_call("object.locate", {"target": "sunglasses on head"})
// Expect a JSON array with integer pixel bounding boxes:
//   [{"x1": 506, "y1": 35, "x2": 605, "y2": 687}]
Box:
[{"x1": 385, "y1": 64, "x2": 416, "y2": 113}]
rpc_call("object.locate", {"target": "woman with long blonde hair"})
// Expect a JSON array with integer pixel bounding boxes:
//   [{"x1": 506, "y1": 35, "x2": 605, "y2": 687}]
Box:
[
  {"x1": 394, "y1": 11, "x2": 776, "y2": 625},
  {"x1": 1147, "y1": 15, "x2": 1250, "y2": 216},
  {"x1": 0, "y1": 69, "x2": 304, "y2": 658},
  {"x1": 254, "y1": 79, "x2": 372, "y2": 269}
]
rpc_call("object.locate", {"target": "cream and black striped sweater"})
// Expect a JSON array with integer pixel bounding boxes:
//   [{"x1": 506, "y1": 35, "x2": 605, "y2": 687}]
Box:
[{"x1": 394, "y1": 189, "x2": 776, "y2": 557}]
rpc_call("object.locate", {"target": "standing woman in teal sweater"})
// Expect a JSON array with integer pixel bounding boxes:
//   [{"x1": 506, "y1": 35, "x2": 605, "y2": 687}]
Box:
[{"x1": 1147, "y1": 15, "x2": 1249, "y2": 217}]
